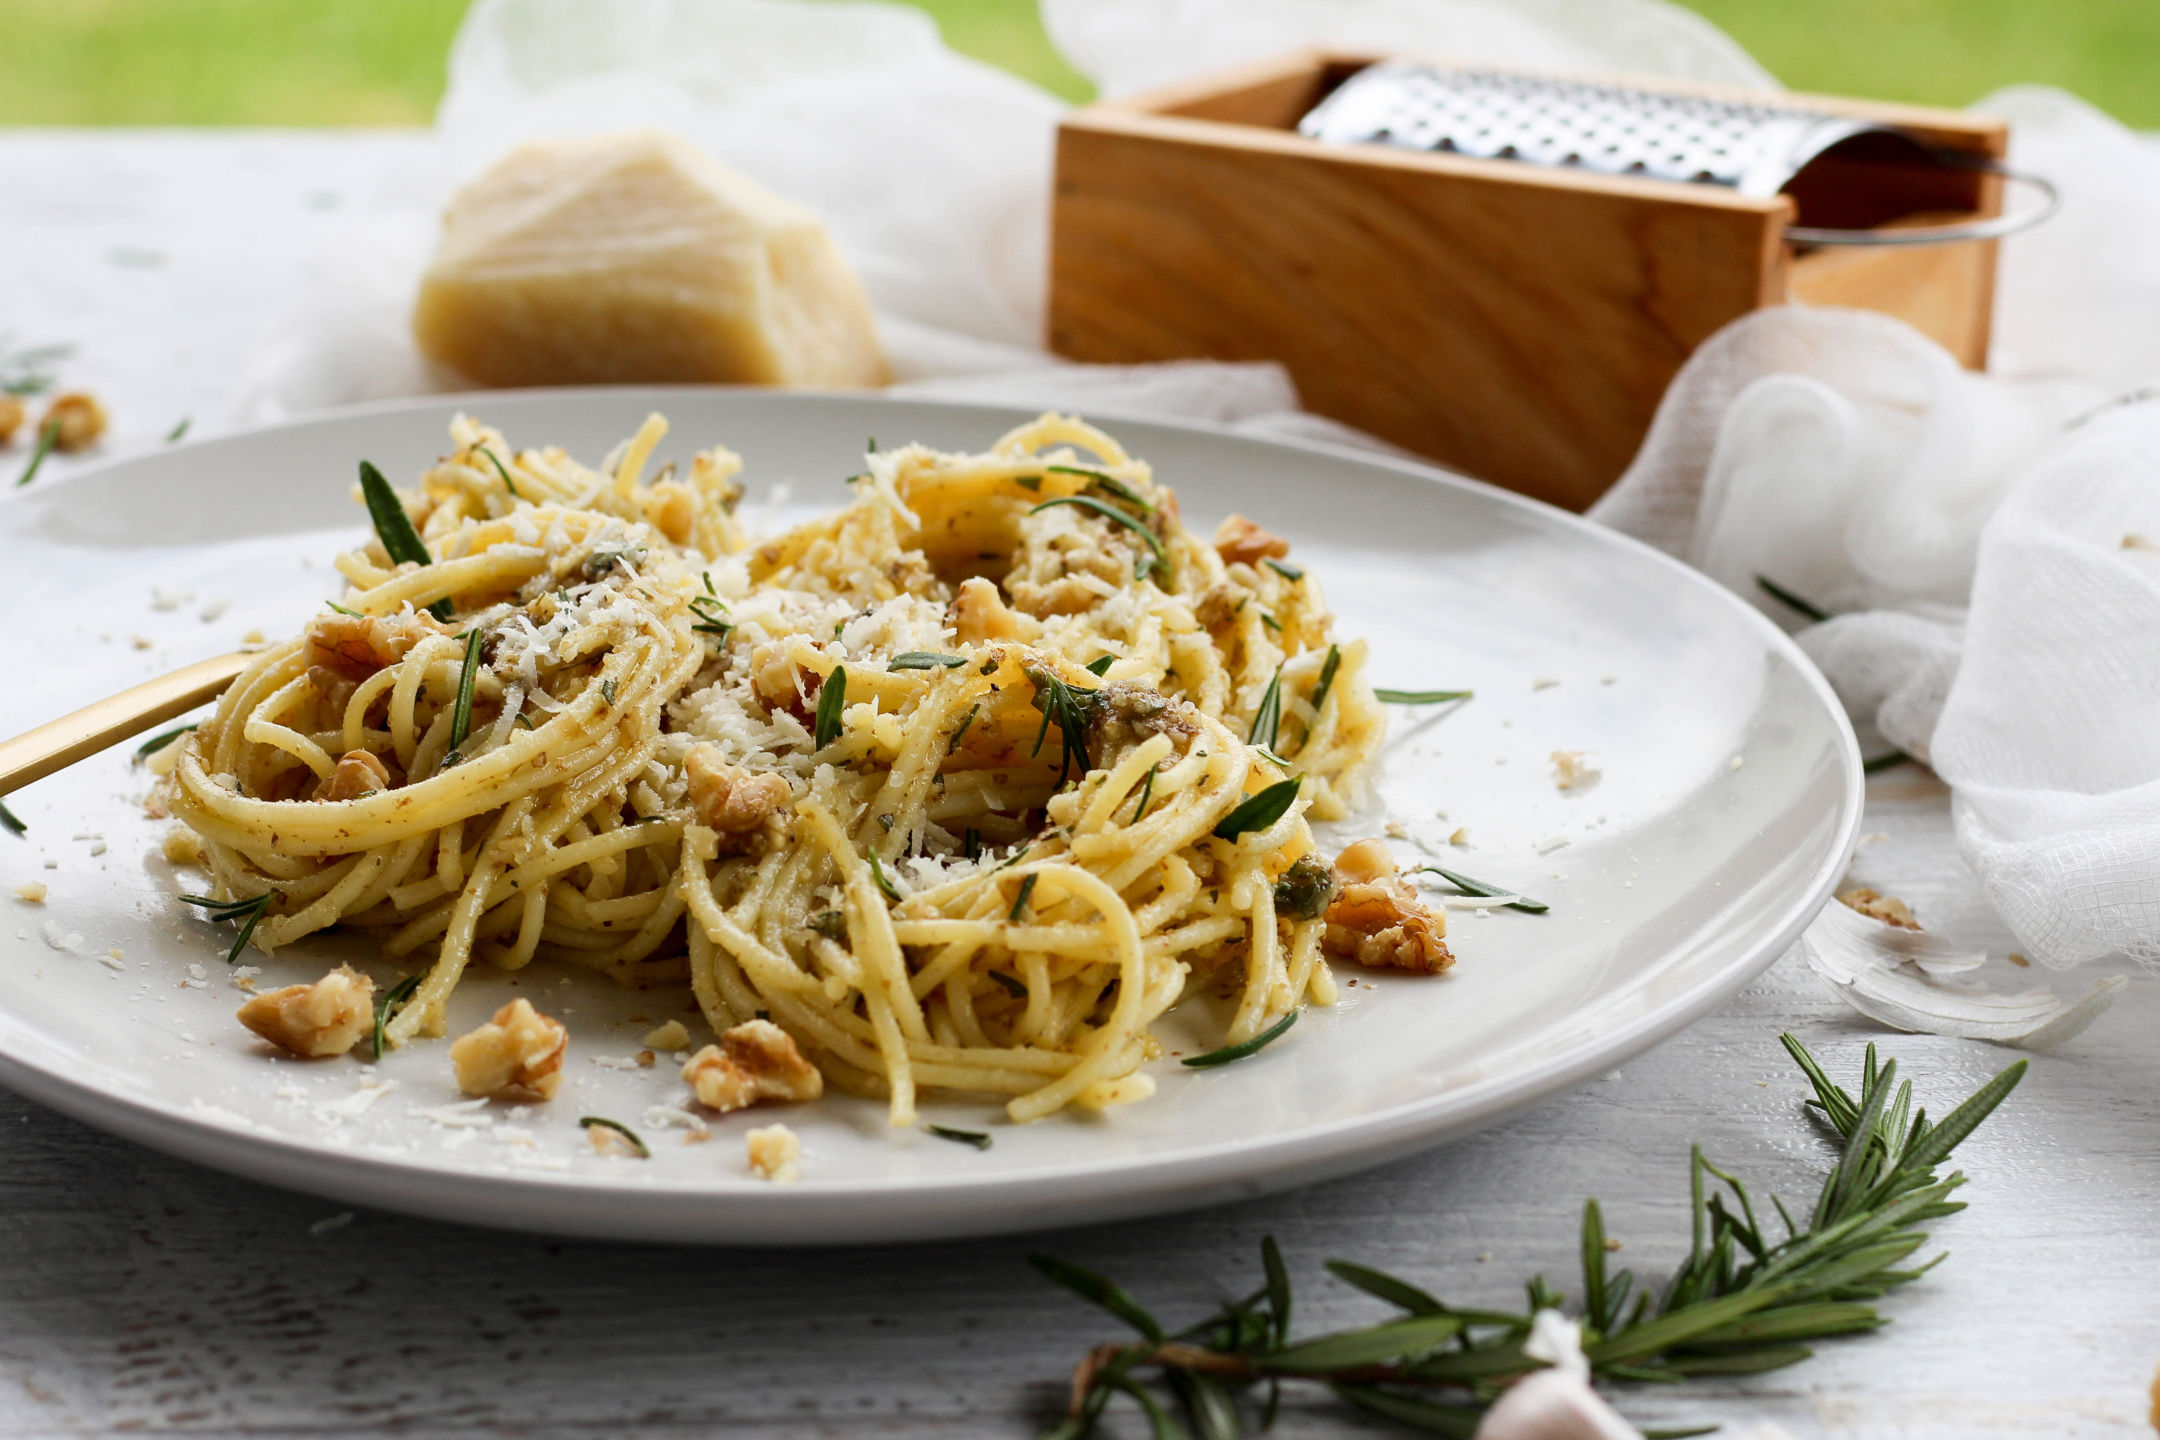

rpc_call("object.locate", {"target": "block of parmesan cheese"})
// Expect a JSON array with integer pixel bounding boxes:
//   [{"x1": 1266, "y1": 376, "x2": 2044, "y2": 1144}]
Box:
[{"x1": 412, "y1": 131, "x2": 888, "y2": 389}]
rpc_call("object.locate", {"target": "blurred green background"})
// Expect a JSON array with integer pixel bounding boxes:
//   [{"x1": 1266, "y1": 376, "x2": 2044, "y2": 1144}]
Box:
[{"x1": 0, "y1": 0, "x2": 2151, "y2": 128}]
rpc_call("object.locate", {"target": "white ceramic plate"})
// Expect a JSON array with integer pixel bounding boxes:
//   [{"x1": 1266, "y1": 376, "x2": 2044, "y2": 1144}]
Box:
[{"x1": 0, "y1": 389, "x2": 1859, "y2": 1244}]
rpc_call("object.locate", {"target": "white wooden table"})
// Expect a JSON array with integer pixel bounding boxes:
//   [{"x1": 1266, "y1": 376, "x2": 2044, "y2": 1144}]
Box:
[{"x1": 1, "y1": 132, "x2": 2152, "y2": 1440}]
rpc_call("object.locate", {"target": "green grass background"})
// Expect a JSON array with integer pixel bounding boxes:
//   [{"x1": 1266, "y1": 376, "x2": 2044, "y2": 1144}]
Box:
[{"x1": 0, "y1": 0, "x2": 2150, "y2": 127}]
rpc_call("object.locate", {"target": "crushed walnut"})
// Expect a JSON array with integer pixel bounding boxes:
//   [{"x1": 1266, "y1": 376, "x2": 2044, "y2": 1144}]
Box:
[
  {"x1": 643, "y1": 1019, "x2": 691, "y2": 1051},
  {"x1": 313, "y1": 748, "x2": 392, "y2": 803},
  {"x1": 746, "y1": 1123, "x2": 802, "y2": 1183},
  {"x1": 682, "y1": 1019, "x2": 823, "y2": 1114},
  {"x1": 1837, "y1": 887, "x2": 1920, "y2": 930},
  {"x1": 449, "y1": 997, "x2": 569, "y2": 1100},
  {"x1": 13, "y1": 882, "x2": 48, "y2": 904},
  {"x1": 1212, "y1": 514, "x2": 1291, "y2": 567},
  {"x1": 1551, "y1": 750, "x2": 1600, "y2": 790},
  {"x1": 161, "y1": 825, "x2": 207, "y2": 866},
  {"x1": 1322, "y1": 838, "x2": 1454, "y2": 975},
  {"x1": 0, "y1": 395, "x2": 22, "y2": 445},
  {"x1": 306, "y1": 610, "x2": 444, "y2": 682},
  {"x1": 235, "y1": 964, "x2": 375, "y2": 1058},
  {"x1": 40, "y1": 392, "x2": 107, "y2": 452},
  {"x1": 683, "y1": 746, "x2": 792, "y2": 855}
]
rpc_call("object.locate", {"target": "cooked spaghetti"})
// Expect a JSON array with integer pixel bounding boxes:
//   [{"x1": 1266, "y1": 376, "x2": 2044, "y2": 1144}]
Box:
[{"x1": 164, "y1": 412, "x2": 1446, "y2": 1124}]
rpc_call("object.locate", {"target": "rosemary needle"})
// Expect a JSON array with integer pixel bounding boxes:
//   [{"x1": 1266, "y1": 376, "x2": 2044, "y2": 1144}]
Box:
[
  {"x1": 0, "y1": 799, "x2": 24, "y2": 837},
  {"x1": 13, "y1": 419, "x2": 57, "y2": 488},
  {"x1": 579, "y1": 1116, "x2": 651, "y2": 1158},
  {"x1": 814, "y1": 666, "x2": 848, "y2": 750},
  {"x1": 373, "y1": 973, "x2": 422, "y2": 1060},
  {"x1": 1372, "y1": 688, "x2": 1473, "y2": 705},
  {"x1": 1756, "y1": 574, "x2": 1833, "y2": 624},
  {"x1": 1213, "y1": 778, "x2": 1300, "y2": 842},
  {"x1": 925, "y1": 1123, "x2": 994, "y2": 1150},
  {"x1": 359, "y1": 460, "x2": 453, "y2": 621},
  {"x1": 1182, "y1": 1009, "x2": 1298, "y2": 1068},
  {"x1": 1412, "y1": 864, "x2": 1549, "y2": 914},
  {"x1": 178, "y1": 891, "x2": 273, "y2": 964},
  {"x1": 445, "y1": 626, "x2": 485, "y2": 760},
  {"x1": 134, "y1": 722, "x2": 197, "y2": 758}
]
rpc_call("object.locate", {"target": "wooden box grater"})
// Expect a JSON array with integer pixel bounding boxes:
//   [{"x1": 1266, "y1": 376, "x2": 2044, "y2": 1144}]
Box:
[{"x1": 1047, "y1": 51, "x2": 2012, "y2": 512}]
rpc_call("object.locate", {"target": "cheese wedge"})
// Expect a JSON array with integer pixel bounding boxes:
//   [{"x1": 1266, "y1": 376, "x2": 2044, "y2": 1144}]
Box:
[{"x1": 413, "y1": 131, "x2": 888, "y2": 389}]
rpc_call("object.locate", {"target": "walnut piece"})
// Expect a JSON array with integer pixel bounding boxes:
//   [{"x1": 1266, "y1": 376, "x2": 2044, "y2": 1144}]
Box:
[
  {"x1": 1838, "y1": 887, "x2": 1920, "y2": 930},
  {"x1": 643, "y1": 1019, "x2": 691, "y2": 1051},
  {"x1": 683, "y1": 746, "x2": 792, "y2": 855},
  {"x1": 449, "y1": 997, "x2": 569, "y2": 1100},
  {"x1": 235, "y1": 964, "x2": 375, "y2": 1058},
  {"x1": 41, "y1": 392, "x2": 107, "y2": 452},
  {"x1": 307, "y1": 610, "x2": 444, "y2": 681},
  {"x1": 682, "y1": 1019, "x2": 823, "y2": 1114},
  {"x1": 13, "y1": 882, "x2": 47, "y2": 904},
  {"x1": 746, "y1": 1123, "x2": 802, "y2": 1183},
  {"x1": 1322, "y1": 839, "x2": 1454, "y2": 975},
  {"x1": 162, "y1": 825, "x2": 207, "y2": 866},
  {"x1": 313, "y1": 749, "x2": 392, "y2": 803},
  {"x1": 1212, "y1": 513, "x2": 1291, "y2": 567},
  {"x1": 0, "y1": 395, "x2": 22, "y2": 445},
  {"x1": 1550, "y1": 750, "x2": 1600, "y2": 790}
]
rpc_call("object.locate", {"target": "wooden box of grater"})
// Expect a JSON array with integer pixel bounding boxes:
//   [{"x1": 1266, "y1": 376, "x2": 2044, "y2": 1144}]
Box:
[{"x1": 1046, "y1": 52, "x2": 2008, "y2": 512}]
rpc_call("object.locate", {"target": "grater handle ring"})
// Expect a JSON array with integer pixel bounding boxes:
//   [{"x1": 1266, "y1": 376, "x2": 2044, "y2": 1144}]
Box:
[{"x1": 1784, "y1": 153, "x2": 2058, "y2": 248}]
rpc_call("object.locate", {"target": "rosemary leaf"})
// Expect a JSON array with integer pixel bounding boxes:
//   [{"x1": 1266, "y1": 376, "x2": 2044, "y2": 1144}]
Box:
[
  {"x1": 1028, "y1": 1255, "x2": 1166, "y2": 1343},
  {"x1": 1411, "y1": 864, "x2": 1548, "y2": 914},
  {"x1": 814, "y1": 665, "x2": 848, "y2": 750},
  {"x1": 474, "y1": 445, "x2": 521, "y2": 497},
  {"x1": 1756, "y1": 574, "x2": 1833, "y2": 624},
  {"x1": 867, "y1": 848, "x2": 902, "y2": 903},
  {"x1": 579, "y1": 1115, "x2": 651, "y2": 1158},
  {"x1": 14, "y1": 419, "x2": 57, "y2": 488},
  {"x1": 165, "y1": 417, "x2": 191, "y2": 443},
  {"x1": 1182, "y1": 1009, "x2": 1297, "y2": 1068},
  {"x1": 1248, "y1": 663, "x2": 1285, "y2": 751},
  {"x1": 1308, "y1": 644, "x2": 1342, "y2": 719},
  {"x1": 1373, "y1": 689, "x2": 1473, "y2": 705},
  {"x1": 1086, "y1": 654, "x2": 1115, "y2": 676},
  {"x1": 1046, "y1": 464, "x2": 1156, "y2": 514},
  {"x1": 373, "y1": 973, "x2": 421, "y2": 1060},
  {"x1": 358, "y1": 461, "x2": 453, "y2": 620},
  {"x1": 889, "y1": 652, "x2": 967, "y2": 670},
  {"x1": 1031, "y1": 495, "x2": 1166, "y2": 578},
  {"x1": 0, "y1": 799, "x2": 24, "y2": 837},
  {"x1": 1130, "y1": 767, "x2": 1156, "y2": 823},
  {"x1": 1264, "y1": 557, "x2": 1305, "y2": 582},
  {"x1": 1008, "y1": 873, "x2": 1038, "y2": 923},
  {"x1": 1260, "y1": 1313, "x2": 1465, "y2": 1373},
  {"x1": 1025, "y1": 666, "x2": 1102, "y2": 789},
  {"x1": 135, "y1": 722, "x2": 198, "y2": 758},
  {"x1": 925, "y1": 1124, "x2": 993, "y2": 1151},
  {"x1": 179, "y1": 891, "x2": 272, "y2": 964},
  {"x1": 447, "y1": 626, "x2": 485, "y2": 756},
  {"x1": 1211, "y1": 778, "x2": 1300, "y2": 842}
]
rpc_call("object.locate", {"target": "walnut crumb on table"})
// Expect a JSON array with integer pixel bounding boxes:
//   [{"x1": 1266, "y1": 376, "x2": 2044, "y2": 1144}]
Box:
[
  {"x1": 746, "y1": 1123, "x2": 801, "y2": 1183},
  {"x1": 643, "y1": 1019, "x2": 690, "y2": 1050},
  {"x1": 12, "y1": 882, "x2": 46, "y2": 904},
  {"x1": 1838, "y1": 887, "x2": 1921, "y2": 930}
]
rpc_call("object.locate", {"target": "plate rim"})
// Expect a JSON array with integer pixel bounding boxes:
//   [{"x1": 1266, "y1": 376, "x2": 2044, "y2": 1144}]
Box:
[{"x1": 0, "y1": 385, "x2": 1865, "y2": 1243}]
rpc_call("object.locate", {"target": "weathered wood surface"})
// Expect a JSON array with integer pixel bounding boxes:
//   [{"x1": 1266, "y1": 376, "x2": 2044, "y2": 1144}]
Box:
[{"x1": 0, "y1": 133, "x2": 2153, "y2": 1439}]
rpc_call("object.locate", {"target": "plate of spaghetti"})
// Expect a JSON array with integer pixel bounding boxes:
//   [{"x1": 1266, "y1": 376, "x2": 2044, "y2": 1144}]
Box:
[{"x1": 0, "y1": 391, "x2": 1860, "y2": 1243}]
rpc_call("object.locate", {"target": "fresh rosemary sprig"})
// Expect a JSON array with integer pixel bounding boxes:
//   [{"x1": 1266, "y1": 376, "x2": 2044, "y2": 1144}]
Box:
[
  {"x1": 1047, "y1": 464, "x2": 1157, "y2": 514},
  {"x1": 373, "y1": 973, "x2": 421, "y2": 1060},
  {"x1": 1213, "y1": 778, "x2": 1300, "y2": 842},
  {"x1": 1756, "y1": 574, "x2": 1833, "y2": 625},
  {"x1": 1412, "y1": 864, "x2": 1549, "y2": 915},
  {"x1": 444, "y1": 626, "x2": 485, "y2": 762},
  {"x1": 926, "y1": 1123, "x2": 994, "y2": 1150},
  {"x1": 1373, "y1": 689, "x2": 1474, "y2": 705},
  {"x1": 1026, "y1": 666, "x2": 1103, "y2": 789},
  {"x1": 1182, "y1": 1010, "x2": 1297, "y2": 1069},
  {"x1": 690, "y1": 572, "x2": 732, "y2": 643},
  {"x1": 1248, "y1": 664, "x2": 1285, "y2": 751},
  {"x1": 1031, "y1": 495, "x2": 1166, "y2": 582},
  {"x1": 178, "y1": 891, "x2": 273, "y2": 964},
  {"x1": 1032, "y1": 1035, "x2": 2024, "y2": 1440},
  {"x1": 579, "y1": 1116, "x2": 651, "y2": 1158},
  {"x1": 890, "y1": 652, "x2": 967, "y2": 670},
  {"x1": 135, "y1": 722, "x2": 198, "y2": 758},
  {"x1": 815, "y1": 666, "x2": 848, "y2": 750},
  {"x1": 358, "y1": 460, "x2": 453, "y2": 621},
  {"x1": 1308, "y1": 645, "x2": 1342, "y2": 720},
  {"x1": 0, "y1": 799, "x2": 24, "y2": 837}
]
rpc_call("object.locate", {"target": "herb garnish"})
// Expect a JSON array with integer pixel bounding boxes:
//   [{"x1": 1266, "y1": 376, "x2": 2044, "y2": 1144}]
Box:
[
  {"x1": 690, "y1": 571, "x2": 732, "y2": 642},
  {"x1": 1272, "y1": 855, "x2": 1335, "y2": 921},
  {"x1": 1247, "y1": 664, "x2": 1285, "y2": 751},
  {"x1": 1048, "y1": 464, "x2": 1157, "y2": 514},
  {"x1": 165, "y1": 417, "x2": 191, "y2": 443},
  {"x1": 963, "y1": 828, "x2": 982, "y2": 861},
  {"x1": 326, "y1": 600, "x2": 363, "y2": 618},
  {"x1": 178, "y1": 891, "x2": 273, "y2": 964},
  {"x1": 1130, "y1": 768, "x2": 1156, "y2": 823},
  {"x1": 1308, "y1": 645, "x2": 1342, "y2": 720},
  {"x1": 1863, "y1": 750, "x2": 1912, "y2": 773},
  {"x1": 1008, "y1": 873, "x2": 1038, "y2": 923},
  {"x1": 579, "y1": 1116, "x2": 651, "y2": 1158},
  {"x1": 1413, "y1": 864, "x2": 1548, "y2": 914},
  {"x1": 809, "y1": 910, "x2": 848, "y2": 942},
  {"x1": 14, "y1": 419, "x2": 57, "y2": 488},
  {"x1": 445, "y1": 626, "x2": 485, "y2": 760},
  {"x1": 989, "y1": 970, "x2": 1028, "y2": 999},
  {"x1": 1036, "y1": 1035, "x2": 2024, "y2": 1439},
  {"x1": 947, "y1": 701, "x2": 981, "y2": 756},
  {"x1": 135, "y1": 722, "x2": 198, "y2": 758},
  {"x1": 474, "y1": 445, "x2": 521, "y2": 498},
  {"x1": 1085, "y1": 654, "x2": 1115, "y2": 677},
  {"x1": 1373, "y1": 689, "x2": 1473, "y2": 705},
  {"x1": 890, "y1": 652, "x2": 967, "y2": 670},
  {"x1": 1181, "y1": 1010, "x2": 1298, "y2": 1069},
  {"x1": 1264, "y1": 557, "x2": 1304, "y2": 582},
  {"x1": 373, "y1": 972, "x2": 422, "y2": 1060},
  {"x1": 1025, "y1": 666, "x2": 1103, "y2": 789},
  {"x1": 0, "y1": 340, "x2": 67, "y2": 397},
  {"x1": 867, "y1": 848, "x2": 902, "y2": 903},
  {"x1": 814, "y1": 666, "x2": 848, "y2": 750},
  {"x1": 1212, "y1": 778, "x2": 1300, "y2": 842},
  {"x1": 1030, "y1": 495, "x2": 1166, "y2": 582},
  {"x1": 926, "y1": 1123, "x2": 994, "y2": 1150},
  {"x1": 1756, "y1": 574, "x2": 1833, "y2": 624},
  {"x1": 358, "y1": 460, "x2": 453, "y2": 621},
  {"x1": 0, "y1": 799, "x2": 24, "y2": 837}
]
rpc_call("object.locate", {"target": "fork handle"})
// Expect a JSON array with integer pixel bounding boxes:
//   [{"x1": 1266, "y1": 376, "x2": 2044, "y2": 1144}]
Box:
[{"x1": 0, "y1": 651, "x2": 251, "y2": 798}]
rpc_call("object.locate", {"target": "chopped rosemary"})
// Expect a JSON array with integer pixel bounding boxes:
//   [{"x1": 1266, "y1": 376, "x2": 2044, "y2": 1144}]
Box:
[
  {"x1": 1413, "y1": 864, "x2": 1548, "y2": 914},
  {"x1": 1085, "y1": 654, "x2": 1115, "y2": 676},
  {"x1": 178, "y1": 891, "x2": 273, "y2": 964},
  {"x1": 867, "y1": 848, "x2": 902, "y2": 903},
  {"x1": 814, "y1": 665, "x2": 848, "y2": 750},
  {"x1": 14, "y1": 418, "x2": 57, "y2": 488},
  {"x1": 1373, "y1": 689, "x2": 1473, "y2": 705},
  {"x1": 925, "y1": 1123, "x2": 994, "y2": 1150},
  {"x1": 1308, "y1": 644, "x2": 1342, "y2": 719},
  {"x1": 165, "y1": 417, "x2": 191, "y2": 443},
  {"x1": 1025, "y1": 666, "x2": 1103, "y2": 789},
  {"x1": 135, "y1": 722, "x2": 198, "y2": 758},
  {"x1": 1863, "y1": 750, "x2": 1912, "y2": 773},
  {"x1": 947, "y1": 701, "x2": 981, "y2": 755},
  {"x1": 326, "y1": 600, "x2": 362, "y2": 618},
  {"x1": 989, "y1": 970, "x2": 1028, "y2": 998},
  {"x1": 1260, "y1": 611, "x2": 1282, "y2": 634},
  {"x1": 1182, "y1": 1010, "x2": 1298, "y2": 1068},
  {"x1": 358, "y1": 460, "x2": 453, "y2": 621},
  {"x1": 1035, "y1": 1035, "x2": 2025, "y2": 1440},
  {"x1": 579, "y1": 1115, "x2": 651, "y2": 1158},
  {"x1": 1030, "y1": 495, "x2": 1166, "y2": 582},
  {"x1": 1212, "y1": 777, "x2": 1300, "y2": 842},
  {"x1": 963, "y1": 828, "x2": 982, "y2": 861},
  {"x1": 447, "y1": 627, "x2": 485, "y2": 757},
  {"x1": 1047, "y1": 464, "x2": 1156, "y2": 514},
  {"x1": 1130, "y1": 768, "x2": 1155, "y2": 823},
  {"x1": 474, "y1": 445, "x2": 521, "y2": 497},
  {"x1": 373, "y1": 972, "x2": 422, "y2": 1060},
  {"x1": 1008, "y1": 873, "x2": 1038, "y2": 923},
  {"x1": 1264, "y1": 557, "x2": 1304, "y2": 582},
  {"x1": 889, "y1": 652, "x2": 968, "y2": 670},
  {"x1": 808, "y1": 910, "x2": 849, "y2": 942},
  {"x1": 1248, "y1": 663, "x2": 1285, "y2": 750},
  {"x1": 0, "y1": 799, "x2": 23, "y2": 837},
  {"x1": 1756, "y1": 574, "x2": 1833, "y2": 624},
  {"x1": 1016, "y1": 474, "x2": 1043, "y2": 492}
]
